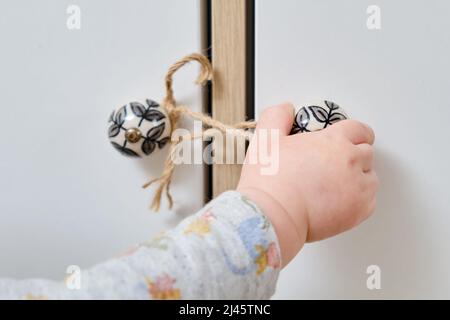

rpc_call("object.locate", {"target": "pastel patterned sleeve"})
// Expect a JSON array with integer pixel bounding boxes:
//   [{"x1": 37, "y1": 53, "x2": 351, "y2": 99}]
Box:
[{"x1": 0, "y1": 191, "x2": 281, "y2": 300}]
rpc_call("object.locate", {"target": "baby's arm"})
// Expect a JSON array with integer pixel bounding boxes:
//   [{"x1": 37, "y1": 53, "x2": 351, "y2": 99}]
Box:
[{"x1": 0, "y1": 192, "x2": 281, "y2": 299}]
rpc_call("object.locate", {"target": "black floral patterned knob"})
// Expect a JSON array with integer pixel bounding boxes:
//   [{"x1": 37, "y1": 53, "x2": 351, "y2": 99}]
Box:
[
  {"x1": 291, "y1": 100, "x2": 348, "y2": 134},
  {"x1": 108, "y1": 99, "x2": 171, "y2": 157}
]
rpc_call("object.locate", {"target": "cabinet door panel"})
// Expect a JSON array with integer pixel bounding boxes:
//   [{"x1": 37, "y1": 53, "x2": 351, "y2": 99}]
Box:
[
  {"x1": 256, "y1": 0, "x2": 450, "y2": 298},
  {"x1": 0, "y1": 0, "x2": 205, "y2": 279}
]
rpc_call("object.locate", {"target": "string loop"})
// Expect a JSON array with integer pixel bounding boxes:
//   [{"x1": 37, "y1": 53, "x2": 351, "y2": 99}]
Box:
[{"x1": 143, "y1": 53, "x2": 255, "y2": 211}]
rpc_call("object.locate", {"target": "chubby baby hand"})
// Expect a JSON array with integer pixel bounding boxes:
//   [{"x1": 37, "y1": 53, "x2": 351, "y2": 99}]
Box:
[{"x1": 237, "y1": 103, "x2": 378, "y2": 266}]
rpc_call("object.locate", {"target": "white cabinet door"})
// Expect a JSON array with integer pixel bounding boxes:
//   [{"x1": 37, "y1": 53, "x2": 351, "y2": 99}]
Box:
[
  {"x1": 0, "y1": 0, "x2": 205, "y2": 279},
  {"x1": 256, "y1": 0, "x2": 450, "y2": 299}
]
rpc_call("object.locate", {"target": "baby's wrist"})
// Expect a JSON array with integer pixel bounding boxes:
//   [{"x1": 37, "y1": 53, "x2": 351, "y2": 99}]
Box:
[{"x1": 236, "y1": 186, "x2": 307, "y2": 266}]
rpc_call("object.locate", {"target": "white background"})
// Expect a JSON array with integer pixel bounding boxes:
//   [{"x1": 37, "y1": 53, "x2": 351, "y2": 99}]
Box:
[
  {"x1": 256, "y1": 0, "x2": 450, "y2": 298},
  {"x1": 0, "y1": 0, "x2": 205, "y2": 280}
]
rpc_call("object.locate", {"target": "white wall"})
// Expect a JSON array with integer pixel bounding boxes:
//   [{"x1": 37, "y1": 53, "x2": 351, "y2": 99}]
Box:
[
  {"x1": 256, "y1": 0, "x2": 450, "y2": 299},
  {"x1": 0, "y1": 0, "x2": 205, "y2": 280}
]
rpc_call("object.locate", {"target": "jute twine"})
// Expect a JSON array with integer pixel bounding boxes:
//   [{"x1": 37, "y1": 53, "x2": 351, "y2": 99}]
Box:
[{"x1": 142, "y1": 53, "x2": 256, "y2": 211}]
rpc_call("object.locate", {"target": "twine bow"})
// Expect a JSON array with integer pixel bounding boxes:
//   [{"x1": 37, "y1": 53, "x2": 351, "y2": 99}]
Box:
[{"x1": 143, "y1": 53, "x2": 256, "y2": 211}]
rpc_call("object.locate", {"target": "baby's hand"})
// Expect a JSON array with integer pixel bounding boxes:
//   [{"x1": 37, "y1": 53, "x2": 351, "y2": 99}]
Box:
[{"x1": 237, "y1": 103, "x2": 378, "y2": 266}]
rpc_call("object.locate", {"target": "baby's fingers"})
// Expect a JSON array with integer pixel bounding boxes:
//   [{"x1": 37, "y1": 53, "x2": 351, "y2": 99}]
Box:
[
  {"x1": 331, "y1": 120, "x2": 375, "y2": 145},
  {"x1": 365, "y1": 171, "x2": 379, "y2": 214},
  {"x1": 356, "y1": 143, "x2": 374, "y2": 173}
]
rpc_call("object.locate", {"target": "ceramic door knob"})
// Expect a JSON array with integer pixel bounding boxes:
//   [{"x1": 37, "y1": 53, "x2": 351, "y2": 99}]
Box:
[
  {"x1": 291, "y1": 100, "x2": 348, "y2": 134},
  {"x1": 108, "y1": 99, "x2": 171, "y2": 157}
]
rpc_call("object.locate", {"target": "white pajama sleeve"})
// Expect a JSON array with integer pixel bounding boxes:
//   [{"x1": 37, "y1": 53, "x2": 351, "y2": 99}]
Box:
[{"x1": 0, "y1": 191, "x2": 281, "y2": 300}]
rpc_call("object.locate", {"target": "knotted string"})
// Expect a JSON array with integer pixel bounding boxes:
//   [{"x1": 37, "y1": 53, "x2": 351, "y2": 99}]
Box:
[{"x1": 143, "y1": 53, "x2": 256, "y2": 211}]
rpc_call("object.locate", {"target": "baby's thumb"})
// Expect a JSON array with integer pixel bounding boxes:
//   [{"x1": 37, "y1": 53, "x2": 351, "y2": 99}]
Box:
[{"x1": 256, "y1": 103, "x2": 295, "y2": 137}]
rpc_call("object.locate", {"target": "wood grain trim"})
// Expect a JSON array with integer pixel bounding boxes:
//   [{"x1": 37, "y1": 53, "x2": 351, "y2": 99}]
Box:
[{"x1": 211, "y1": 0, "x2": 250, "y2": 197}]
